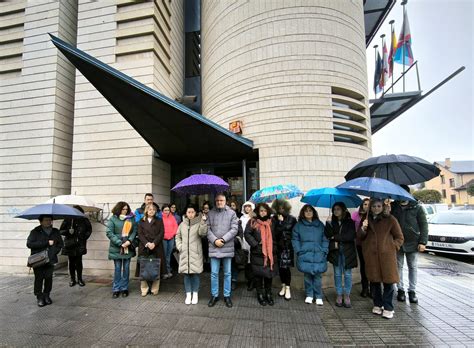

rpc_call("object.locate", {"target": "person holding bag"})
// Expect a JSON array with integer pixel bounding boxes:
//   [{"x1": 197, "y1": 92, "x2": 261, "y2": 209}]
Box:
[
  {"x1": 59, "y1": 206, "x2": 92, "y2": 287},
  {"x1": 27, "y1": 215, "x2": 63, "y2": 307},
  {"x1": 175, "y1": 205, "x2": 208, "y2": 305},
  {"x1": 137, "y1": 204, "x2": 165, "y2": 297}
]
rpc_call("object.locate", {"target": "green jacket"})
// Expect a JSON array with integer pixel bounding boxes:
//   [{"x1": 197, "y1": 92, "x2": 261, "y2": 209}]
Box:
[
  {"x1": 391, "y1": 201, "x2": 428, "y2": 253},
  {"x1": 106, "y1": 215, "x2": 137, "y2": 260}
]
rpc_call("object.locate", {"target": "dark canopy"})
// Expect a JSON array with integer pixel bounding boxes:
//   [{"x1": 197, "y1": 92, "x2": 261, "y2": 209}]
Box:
[{"x1": 50, "y1": 34, "x2": 255, "y2": 164}]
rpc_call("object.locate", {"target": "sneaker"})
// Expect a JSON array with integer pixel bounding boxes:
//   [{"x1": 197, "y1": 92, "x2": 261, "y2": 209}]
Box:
[
  {"x1": 305, "y1": 296, "x2": 313, "y2": 304},
  {"x1": 382, "y1": 309, "x2": 394, "y2": 319},
  {"x1": 335, "y1": 295, "x2": 343, "y2": 307},
  {"x1": 185, "y1": 292, "x2": 192, "y2": 305},
  {"x1": 284, "y1": 286, "x2": 291, "y2": 301},
  {"x1": 279, "y1": 284, "x2": 286, "y2": 297},
  {"x1": 315, "y1": 298, "x2": 324, "y2": 306},
  {"x1": 408, "y1": 291, "x2": 418, "y2": 304},
  {"x1": 167, "y1": 272, "x2": 173, "y2": 279},
  {"x1": 372, "y1": 306, "x2": 383, "y2": 315},
  {"x1": 191, "y1": 292, "x2": 198, "y2": 305},
  {"x1": 397, "y1": 289, "x2": 406, "y2": 302},
  {"x1": 343, "y1": 294, "x2": 352, "y2": 308},
  {"x1": 162, "y1": 274, "x2": 169, "y2": 280}
]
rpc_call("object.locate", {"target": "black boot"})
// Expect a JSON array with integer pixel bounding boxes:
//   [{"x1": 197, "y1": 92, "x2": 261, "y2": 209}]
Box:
[
  {"x1": 44, "y1": 293, "x2": 52, "y2": 305},
  {"x1": 265, "y1": 289, "x2": 274, "y2": 306},
  {"x1": 408, "y1": 291, "x2": 418, "y2": 304},
  {"x1": 247, "y1": 279, "x2": 255, "y2": 291},
  {"x1": 77, "y1": 279, "x2": 85, "y2": 287},
  {"x1": 397, "y1": 289, "x2": 406, "y2": 302},
  {"x1": 257, "y1": 292, "x2": 267, "y2": 306},
  {"x1": 37, "y1": 294, "x2": 46, "y2": 307},
  {"x1": 360, "y1": 288, "x2": 368, "y2": 298},
  {"x1": 69, "y1": 279, "x2": 77, "y2": 287}
]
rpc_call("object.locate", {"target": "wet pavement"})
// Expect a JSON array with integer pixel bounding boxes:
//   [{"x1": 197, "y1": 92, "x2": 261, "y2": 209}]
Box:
[{"x1": 0, "y1": 253, "x2": 473, "y2": 347}]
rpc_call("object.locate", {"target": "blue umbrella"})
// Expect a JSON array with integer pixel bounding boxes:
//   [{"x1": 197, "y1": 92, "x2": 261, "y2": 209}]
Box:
[
  {"x1": 301, "y1": 187, "x2": 362, "y2": 208},
  {"x1": 337, "y1": 177, "x2": 415, "y2": 202},
  {"x1": 250, "y1": 184, "x2": 303, "y2": 204},
  {"x1": 15, "y1": 203, "x2": 85, "y2": 220}
]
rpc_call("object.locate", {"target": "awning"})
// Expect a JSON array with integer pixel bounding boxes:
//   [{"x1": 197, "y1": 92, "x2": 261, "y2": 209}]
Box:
[
  {"x1": 364, "y1": 0, "x2": 396, "y2": 47},
  {"x1": 50, "y1": 35, "x2": 255, "y2": 164}
]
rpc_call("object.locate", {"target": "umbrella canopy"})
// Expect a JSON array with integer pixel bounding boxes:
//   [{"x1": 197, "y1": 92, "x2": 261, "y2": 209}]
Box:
[
  {"x1": 44, "y1": 195, "x2": 101, "y2": 212},
  {"x1": 171, "y1": 174, "x2": 229, "y2": 195},
  {"x1": 345, "y1": 154, "x2": 440, "y2": 185},
  {"x1": 15, "y1": 203, "x2": 86, "y2": 220},
  {"x1": 301, "y1": 187, "x2": 362, "y2": 208},
  {"x1": 249, "y1": 184, "x2": 303, "y2": 204},
  {"x1": 337, "y1": 177, "x2": 416, "y2": 202}
]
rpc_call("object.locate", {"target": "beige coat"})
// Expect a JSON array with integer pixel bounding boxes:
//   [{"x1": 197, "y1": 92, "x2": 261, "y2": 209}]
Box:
[{"x1": 176, "y1": 214, "x2": 208, "y2": 274}]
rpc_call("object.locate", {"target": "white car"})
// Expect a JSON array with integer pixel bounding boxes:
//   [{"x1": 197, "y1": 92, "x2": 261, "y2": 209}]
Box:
[{"x1": 426, "y1": 211, "x2": 474, "y2": 256}]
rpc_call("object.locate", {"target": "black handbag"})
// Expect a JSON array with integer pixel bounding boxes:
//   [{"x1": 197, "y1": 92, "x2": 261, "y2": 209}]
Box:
[
  {"x1": 27, "y1": 249, "x2": 50, "y2": 268},
  {"x1": 139, "y1": 257, "x2": 161, "y2": 281}
]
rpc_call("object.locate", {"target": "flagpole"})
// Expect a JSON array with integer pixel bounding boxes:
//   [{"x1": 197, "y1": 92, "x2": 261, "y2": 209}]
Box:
[
  {"x1": 373, "y1": 45, "x2": 378, "y2": 97},
  {"x1": 381, "y1": 34, "x2": 386, "y2": 95},
  {"x1": 402, "y1": 0, "x2": 407, "y2": 92},
  {"x1": 389, "y1": 20, "x2": 395, "y2": 91}
]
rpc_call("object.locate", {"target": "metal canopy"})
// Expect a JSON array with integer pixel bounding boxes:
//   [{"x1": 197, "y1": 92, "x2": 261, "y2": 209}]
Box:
[
  {"x1": 364, "y1": 0, "x2": 396, "y2": 47},
  {"x1": 50, "y1": 35, "x2": 255, "y2": 164}
]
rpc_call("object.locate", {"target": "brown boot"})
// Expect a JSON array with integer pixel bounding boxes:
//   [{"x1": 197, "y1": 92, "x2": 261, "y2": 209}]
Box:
[
  {"x1": 140, "y1": 281, "x2": 149, "y2": 297},
  {"x1": 151, "y1": 280, "x2": 160, "y2": 295}
]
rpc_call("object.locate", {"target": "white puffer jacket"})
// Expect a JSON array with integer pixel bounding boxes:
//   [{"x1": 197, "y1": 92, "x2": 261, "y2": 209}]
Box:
[{"x1": 176, "y1": 213, "x2": 208, "y2": 274}]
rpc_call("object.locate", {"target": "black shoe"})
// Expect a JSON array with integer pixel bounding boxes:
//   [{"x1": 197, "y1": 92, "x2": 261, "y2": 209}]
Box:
[
  {"x1": 208, "y1": 296, "x2": 219, "y2": 307},
  {"x1": 37, "y1": 295, "x2": 46, "y2": 307},
  {"x1": 265, "y1": 291, "x2": 274, "y2": 306},
  {"x1": 247, "y1": 280, "x2": 255, "y2": 291},
  {"x1": 231, "y1": 281, "x2": 237, "y2": 291},
  {"x1": 44, "y1": 294, "x2": 52, "y2": 305},
  {"x1": 224, "y1": 297, "x2": 233, "y2": 308},
  {"x1": 257, "y1": 293, "x2": 267, "y2": 306},
  {"x1": 408, "y1": 291, "x2": 418, "y2": 304},
  {"x1": 69, "y1": 279, "x2": 77, "y2": 287},
  {"x1": 360, "y1": 288, "x2": 368, "y2": 298},
  {"x1": 122, "y1": 290, "x2": 129, "y2": 297},
  {"x1": 112, "y1": 292, "x2": 120, "y2": 298},
  {"x1": 397, "y1": 289, "x2": 406, "y2": 302},
  {"x1": 77, "y1": 279, "x2": 85, "y2": 287}
]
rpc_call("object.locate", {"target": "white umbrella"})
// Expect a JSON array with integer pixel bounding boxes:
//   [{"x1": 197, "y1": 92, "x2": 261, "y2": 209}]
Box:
[{"x1": 45, "y1": 195, "x2": 102, "y2": 212}]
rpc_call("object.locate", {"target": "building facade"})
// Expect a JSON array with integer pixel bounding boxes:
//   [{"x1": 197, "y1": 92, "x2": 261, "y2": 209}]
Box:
[{"x1": 1, "y1": 0, "x2": 372, "y2": 275}]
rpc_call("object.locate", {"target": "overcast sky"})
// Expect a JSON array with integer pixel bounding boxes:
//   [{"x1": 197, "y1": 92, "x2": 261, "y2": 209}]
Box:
[{"x1": 367, "y1": 0, "x2": 473, "y2": 163}]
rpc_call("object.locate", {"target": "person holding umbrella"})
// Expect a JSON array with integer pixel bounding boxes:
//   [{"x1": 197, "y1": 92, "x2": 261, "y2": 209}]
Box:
[
  {"x1": 391, "y1": 185, "x2": 428, "y2": 304},
  {"x1": 59, "y1": 205, "x2": 92, "y2": 287},
  {"x1": 27, "y1": 215, "x2": 63, "y2": 307},
  {"x1": 351, "y1": 198, "x2": 371, "y2": 298},
  {"x1": 358, "y1": 198, "x2": 404, "y2": 319},
  {"x1": 106, "y1": 201, "x2": 137, "y2": 298},
  {"x1": 325, "y1": 202, "x2": 357, "y2": 308}
]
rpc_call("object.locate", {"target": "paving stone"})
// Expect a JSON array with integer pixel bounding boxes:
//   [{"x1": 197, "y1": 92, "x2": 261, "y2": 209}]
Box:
[{"x1": 228, "y1": 335, "x2": 263, "y2": 348}]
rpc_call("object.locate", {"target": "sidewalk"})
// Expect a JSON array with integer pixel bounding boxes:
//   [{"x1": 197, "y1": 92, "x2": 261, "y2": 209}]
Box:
[{"x1": 0, "y1": 253, "x2": 473, "y2": 347}]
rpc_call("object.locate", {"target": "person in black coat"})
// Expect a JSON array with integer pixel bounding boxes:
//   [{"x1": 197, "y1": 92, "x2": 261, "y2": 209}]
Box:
[
  {"x1": 324, "y1": 202, "x2": 357, "y2": 308},
  {"x1": 59, "y1": 206, "x2": 92, "y2": 287},
  {"x1": 244, "y1": 203, "x2": 280, "y2": 306},
  {"x1": 26, "y1": 215, "x2": 63, "y2": 307},
  {"x1": 271, "y1": 199, "x2": 297, "y2": 301}
]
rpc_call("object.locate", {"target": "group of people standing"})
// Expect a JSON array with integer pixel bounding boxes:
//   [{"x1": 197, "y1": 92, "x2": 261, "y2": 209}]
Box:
[{"x1": 27, "y1": 185, "x2": 428, "y2": 320}]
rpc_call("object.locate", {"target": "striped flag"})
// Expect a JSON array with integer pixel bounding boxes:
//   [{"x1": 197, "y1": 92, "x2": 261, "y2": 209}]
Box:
[
  {"x1": 381, "y1": 40, "x2": 389, "y2": 88},
  {"x1": 394, "y1": 8, "x2": 414, "y2": 66},
  {"x1": 388, "y1": 25, "x2": 397, "y2": 77}
]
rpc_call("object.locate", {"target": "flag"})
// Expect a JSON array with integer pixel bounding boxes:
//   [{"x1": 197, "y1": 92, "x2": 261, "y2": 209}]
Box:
[
  {"x1": 388, "y1": 24, "x2": 397, "y2": 77},
  {"x1": 394, "y1": 8, "x2": 414, "y2": 66},
  {"x1": 373, "y1": 50, "x2": 383, "y2": 94},
  {"x1": 381, "y1": 40, "x2": 389, "y2": 88}
]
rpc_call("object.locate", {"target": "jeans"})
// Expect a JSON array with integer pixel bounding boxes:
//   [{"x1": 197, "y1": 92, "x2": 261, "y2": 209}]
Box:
[
  {"x1": 356, "y1": 245, "x2": 369, "y2": 290},
  {"x1": 33, "y1": 264, "x2": 54, "y2": 296},
  {"x1": 163, "y1": 238, "x2": 175, "y2": 274},
  {"x1": 397, "y1": 250, "x2": 418, "y2": 292},
  {"x1": 68, "y1": 254, "x2": 83, "y2": 280},
  {"x1": 333, "y1": 251, "x2": 352, "y2": 295},
  {"x1": 371, "y1": 282, "x2": 395, "y2": 311},
  {"x1": 303, "y1": 273, "x2": 323, "y2": 299},
  {"x1": 184, "y1": 274, "x2": 200, "y2": 293},
  {"x1": 279, "y1": 267, "x2": 291, "y2": 285},
  {"x1": 210, "y1": 257, "x2": 232, "y2": 297},
  {"x1": 112, "y1": 258, "x2": 130, "y2": 292}
]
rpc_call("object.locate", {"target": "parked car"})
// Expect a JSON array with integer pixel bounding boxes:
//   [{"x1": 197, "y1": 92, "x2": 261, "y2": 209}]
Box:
[
  {"x1": 421, "y1": 203, "x2": 448, "y2": 221},
  {"x1": 450, "y1": 204, "x2": 474, "y2": 211},
  {"x1": 426, "y1": 211, "x2": 474, "y2": 256}
]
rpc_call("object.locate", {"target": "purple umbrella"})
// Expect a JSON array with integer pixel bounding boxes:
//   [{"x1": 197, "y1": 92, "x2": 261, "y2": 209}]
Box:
[{"x1": 171, "y1": 174, "x2": 230, "y2": 195}]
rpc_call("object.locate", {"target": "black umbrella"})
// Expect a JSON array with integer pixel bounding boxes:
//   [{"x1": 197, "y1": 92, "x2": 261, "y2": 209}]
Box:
[{"x1": 345, "y1": 154, "x2": 440, "y2": 185}]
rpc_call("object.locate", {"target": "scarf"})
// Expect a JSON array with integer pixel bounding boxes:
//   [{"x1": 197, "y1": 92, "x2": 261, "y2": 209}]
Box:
[
  {"x1": 162, "y1": 213, "x2": 178, "y2": 240},
  {"x1": 255, "y1": 218, "x2": 274, "y2": 270},
  {"x1": 120, "y1": 217, "x2": 133, "y2": 254}
]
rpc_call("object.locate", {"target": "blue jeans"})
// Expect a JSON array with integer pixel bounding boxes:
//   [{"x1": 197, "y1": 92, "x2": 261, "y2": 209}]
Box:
[
  {"x1": 163, "y1": 238, "x2": 175, "y2": 274},
  {"x1": 333, "y1": 251, "x2": 353, "y2": 295},
  {"x1": 397, "y1": 250, "x2": 418, "y2": 292},
  {"x1": 303, "y1": 273, "x2": 323, "y2": 299},
  {"x1": 112, "y1": 258, "x2": 130, "y2": 292},
  {"x1": 210, "y1": 257, "x2": 232, "y2": 297},
  {"x1": 184, "y1": 274, "x2": 200, "y2": 293}
]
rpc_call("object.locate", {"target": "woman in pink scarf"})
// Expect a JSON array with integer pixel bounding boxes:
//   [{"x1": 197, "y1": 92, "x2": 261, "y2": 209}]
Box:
[
  {"x1": 161, "y1": 204, "x2": 179, "y2": 279},
  {"x1": 244, "y1": 203, "x2": 280, "y2": 306}
]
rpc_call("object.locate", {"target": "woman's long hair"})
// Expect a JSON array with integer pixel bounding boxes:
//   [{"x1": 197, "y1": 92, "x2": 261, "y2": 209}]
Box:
[
  {"x1": 358, "y1": 198, "x2": 370, "y2": 215},
  {"x1": 331, "y1": 202, "x2": 351, "y2": 222},
  {"x1": 251, "y1": 202, "x2": 272, "y2": 228},
  {"x1": 298, "y1": 204, "x2": 319, "y2": 222},
  {"x1": 111, "y1": 201, "x2": 131, "y2": 216}
]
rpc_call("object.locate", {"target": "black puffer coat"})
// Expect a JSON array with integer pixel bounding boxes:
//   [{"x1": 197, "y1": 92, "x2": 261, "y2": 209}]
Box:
[
  {"x1": 60, "y1": 217, "x2": 92, "y2": 256},
  {"x1": 324, "y1": 218, "x2": 358, "y2": 269},
  {"x1": 272, "y1": 214, "x2": 297, "y2": 266},
  {"x1": 27, "y1": 226, "x2": 63, "y2": 264}
]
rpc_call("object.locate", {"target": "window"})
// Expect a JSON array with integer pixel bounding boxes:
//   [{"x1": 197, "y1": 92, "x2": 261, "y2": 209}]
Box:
[
  {"x1": 449, "y1": 178, "x2": 455, "y2": 188},
  {"x1": 442, "y1": 189, "x2": 446, "y2": 198},
  {"x1": 450, "y1": 194, "x2": 456, "y2": 204},
  {"x1": 440, "y1": 175, "x2": 445, "y2": 184}
]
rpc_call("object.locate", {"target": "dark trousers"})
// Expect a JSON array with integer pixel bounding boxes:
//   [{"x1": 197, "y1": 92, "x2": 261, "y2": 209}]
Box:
[
  {"x1": 255, "y1": 276, "x2": 272, "y2": 293},
  {"x1": 33, "y1": 264, "x2": 54, "y2": 297},
  {"x1": 279, "y1": 266, "x2": 291, "y2": 286},
  {"x1": 68, "y1": 254, "x2": 83, "y2": 280},
  {"x1": 357, "y1": 245, "x2": 369, "y2": 290},
  {"x1": 245, "y1": 264, "x2": 254, "y2": 282},
  {"x1": 371, "y1": 282, "x2": 395, "y2": 311}
]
